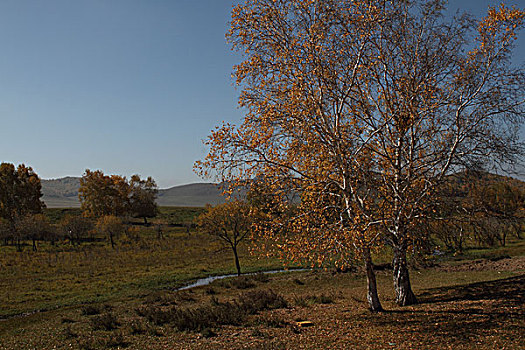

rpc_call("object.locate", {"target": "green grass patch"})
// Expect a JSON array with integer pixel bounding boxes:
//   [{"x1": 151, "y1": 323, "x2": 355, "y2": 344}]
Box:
[
  {"x1": 44, "y1": 207, "x2": 83, "y2": 224},
  {"x1": 0, "y1": 226, "x2": 284, "y2": 319},
  {"x1": 157, "y1": 206, "x2": 206, "y2": 226}
]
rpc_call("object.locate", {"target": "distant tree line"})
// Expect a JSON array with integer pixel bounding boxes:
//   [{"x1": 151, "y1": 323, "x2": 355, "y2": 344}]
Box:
[
  {"x1": 0, "y1": 163, "x2": 159, "y2": 251},
  {"x1": 0, "y1": 162, "x2": 46, "y2": 251},
  {"x1": 79, "y1": 170, "x2": 158, "y2": 224},
  {"x1": 77, "y1": 169, "x2": 159, "y2": 248},
  {"x1": 430, "y1": 171, "x2": 525, "y2": 254}
]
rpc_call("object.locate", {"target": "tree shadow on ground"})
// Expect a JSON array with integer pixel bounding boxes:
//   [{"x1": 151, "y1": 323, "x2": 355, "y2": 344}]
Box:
[
  {"x1": 359, "y1": 275, "x2": 524, "y2": 347},
  {"x1": 417, "y1": 275, "x2": 524, "y2": 306}
]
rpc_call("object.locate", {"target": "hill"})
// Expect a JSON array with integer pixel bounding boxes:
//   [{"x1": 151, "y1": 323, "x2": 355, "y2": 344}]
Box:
[
  {"x1": 41, "y1": 177, "x2": 82, "y2": 208},
  {"x1": 41, "y1": 177, "x2": 226, "y2": 208},
  {"x1": 40, "y1": 171, "x2": 522, "y2": 208},
  {"x1": 156, "y1": 182, "x2": 225, "y2": 207}
]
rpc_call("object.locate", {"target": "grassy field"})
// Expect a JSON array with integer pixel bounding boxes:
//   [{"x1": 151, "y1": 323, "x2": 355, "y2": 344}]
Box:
[
  {"x1": 0, "y1": 208, "x2": 524, "y2": 349},
  {"x1": 44, "y1": 207, "x2": 206, "y2": 226},
  {"x1": 1, "y1": 207, "x2": 287, "y2": 319},
  {"x1": 0, "y1": 230, "x2": 284, "y2": 319}
]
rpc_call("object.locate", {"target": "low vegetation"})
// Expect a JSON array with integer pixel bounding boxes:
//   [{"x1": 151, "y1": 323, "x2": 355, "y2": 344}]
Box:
[
  {"x1": 1, "y1": 164, "x2": 524, "y2": 348},
  {"x1": 0, "y1": 207, "x2": 285, "y2": 320},
  {"x1": 1, "y1": 161, "x2": 524, "y2": 349},
  {"x1": 0, "y1": 237, "x2": 523, "y2": 349}
]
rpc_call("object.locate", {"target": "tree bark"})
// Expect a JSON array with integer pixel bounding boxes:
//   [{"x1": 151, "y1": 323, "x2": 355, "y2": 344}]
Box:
[
  {"x1": 232, "y1": 245, "x2": 241, "y2": 276},
  {"x1": 393, "y1": 245, "x2": 417, "y2": 306},
  {"x1": 363, "y1": 247, "x2": 383, "y2": 312}
]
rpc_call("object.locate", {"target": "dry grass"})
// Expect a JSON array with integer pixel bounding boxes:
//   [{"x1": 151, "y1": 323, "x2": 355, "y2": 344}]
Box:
[
  {"x1": 0, "y1": 252, "x2": 523, "y2": 349},
  {"x1": 0, "y1": 226, "x2": 524, "y2": 349},
  {"x1": 0, "y1": 226, "x2": 284, "y2": 319}
]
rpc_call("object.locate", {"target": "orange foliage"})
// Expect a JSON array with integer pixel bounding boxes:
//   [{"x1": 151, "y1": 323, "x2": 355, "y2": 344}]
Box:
[{"x1": 196, "y1": 0, "x2": 525, "y2": 274}]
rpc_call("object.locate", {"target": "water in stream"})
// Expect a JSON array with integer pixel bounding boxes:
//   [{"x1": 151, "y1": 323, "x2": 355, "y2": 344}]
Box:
[{"x1": 177, "y1": 269, "x2": 307, "y2": 291}]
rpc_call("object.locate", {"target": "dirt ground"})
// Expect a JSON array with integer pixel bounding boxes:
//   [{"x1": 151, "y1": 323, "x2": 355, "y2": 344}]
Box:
[
  {"x1": 435, "y1": 255, "x2": 525, "y2": 272},
  {"x1": 1, "y1": 255, "x2": 523, "y2": 350}
]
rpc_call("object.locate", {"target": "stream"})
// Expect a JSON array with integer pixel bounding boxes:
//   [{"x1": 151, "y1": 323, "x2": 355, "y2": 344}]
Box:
[{"x1": 177, "y1": 268, "x2": 308, "y2": 291}]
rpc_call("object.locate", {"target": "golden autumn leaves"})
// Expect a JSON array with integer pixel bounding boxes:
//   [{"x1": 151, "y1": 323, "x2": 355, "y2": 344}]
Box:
[{"x1": 196, "y1": 0, "x2": 525, "y2": 311}]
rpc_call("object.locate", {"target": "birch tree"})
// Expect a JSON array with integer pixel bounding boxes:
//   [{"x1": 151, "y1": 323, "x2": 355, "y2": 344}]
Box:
[{"x1": 196, "y1": 0, "x2": 525, "y2": 310}]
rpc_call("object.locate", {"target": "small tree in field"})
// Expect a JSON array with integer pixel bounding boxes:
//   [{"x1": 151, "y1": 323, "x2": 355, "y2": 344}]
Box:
[
  {"x1": 197, "y1": 0, "x2": 525, "y2": 311},
  {"x1": 59, "y1": 215, "x2": 94, "y2": 245},
  {"x1": 436, "y1": 172, "x2": 525, "y2": 249},
  {"x1": 79, "y1": 170, "x2": 130, "y2": 217},
  {"x1": 475, "y1": 181, "x2": 525, "y2": 246},
  {"x1": 129, "y1": 174, "x2": 158, "y2": 225},
  {"x1": 0, "y1": 218, "x2": 12, "y2": 245},
  {"x1": 15, "y1": 214, "x2": 53, "y2": 251},
  {"x1": 96, "y1": 215, "x2": 126, "y2": 249},
  {"x1": 198, "y1": 200, "x2": 252, "y2": 276},
  {"x1": 0, "y1": 163, "x2": 45, "y2": 237}
]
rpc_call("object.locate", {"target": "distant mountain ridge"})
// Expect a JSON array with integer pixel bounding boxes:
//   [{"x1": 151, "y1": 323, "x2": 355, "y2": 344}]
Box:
[
  {"x1": 156, "y1": 183, "x2": 226, "y2": 207},
  {"x1": 41, "y1": 177, "x2": 226, "y2": 208},
  {"x1": 41, "y1": 171, "x2": 523, "y2": 208}
]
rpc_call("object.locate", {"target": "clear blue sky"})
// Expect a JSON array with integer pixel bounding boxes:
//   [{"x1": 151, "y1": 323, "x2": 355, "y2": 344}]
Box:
[{"x1": 1, "y1": 0, "x2": 523, "y2": 188}]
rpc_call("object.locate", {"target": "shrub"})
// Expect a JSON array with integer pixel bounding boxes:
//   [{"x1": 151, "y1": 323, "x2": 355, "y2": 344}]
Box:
[
  {"x1": 61, "y1": 317, "x2": 76, "y2": 324},
  {"x1": 128, "y1": 319, "x2": 149, "y2": 335},
  {"x1": 231, "y1": 276, "x2": 256, "y2": 289},
  {"x1": 256, "y1": 314, "x2": 287, "y2": 328},
  {"x1": 81, "y1": 304, "x2": 103, "y2": 316},
  {"x1": 252, "y1": 272, "x2": 270, "y2": 283},
  {"x1": 237, "y1": 289, "x2": 288, "y2": 314},
  {"x1": 293, "y1": 293, "x2": 333, "y2": 307},
  {"x1": 215, "y1": 279, "x2": 232, "y2": 288},
  {"x1": 136, "y1": 289, "x2": 287, "y2": 332},
  {"x1": 144, "y1": 291, "x2": 177, "y2": 306},
  {"x1": 489, "y1": 254, "x2": 511, "y2": 262},
  {"x1": 78, "y1": 338, "x2": 103, "y2": 350},
  {"x1": 293, "y1": 278, "x2": 305, "y2": 285},
  {"x1": 293, "y1": 295, "x2": 309, "y2": 307},
  {"x1": 105, "y1": 332, "x2": 129, "y2": 348},
  {"x1": 91, "y1": 313, "x2": 120, "y2": 331},
  {"x1": 205, "y1": 286, "x2": 217, "y2": 295},
  {"x1": 315, "y1": 294, "x2": 334, "y2": 304},
  {"x1": 204, "y1": 301, "x2": 245, "y2": 327},
  {"x1": 170, "y1": 307, "x2": 218, "y2": 330},
  {"x1": 175, "y1": 291, "x2": 196, "y2": 302},
  {"x1": 135, "y1": 306, "x2": 148, "y2": 318},
  {"x1": 138, "y1": 306, "x2": 172, "y2": 326},
  {"x1": 201, "y1": 328, "x2": 217, "y2": 338},
  {"x1": 62, "y1": 325, "x2": 78, "y2": 339},
  {"x1": 251, "y1": 328, "x2": 265, "y2": 338}
]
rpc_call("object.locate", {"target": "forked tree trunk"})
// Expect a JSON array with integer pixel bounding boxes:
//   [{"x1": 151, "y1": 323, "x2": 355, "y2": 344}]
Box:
[
  {"x1": 363, "y1": 247, "x2": 383, "y2": 312},
  {"x1": 392, "y1": 245, "x2": 417, "y2": 306}
]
